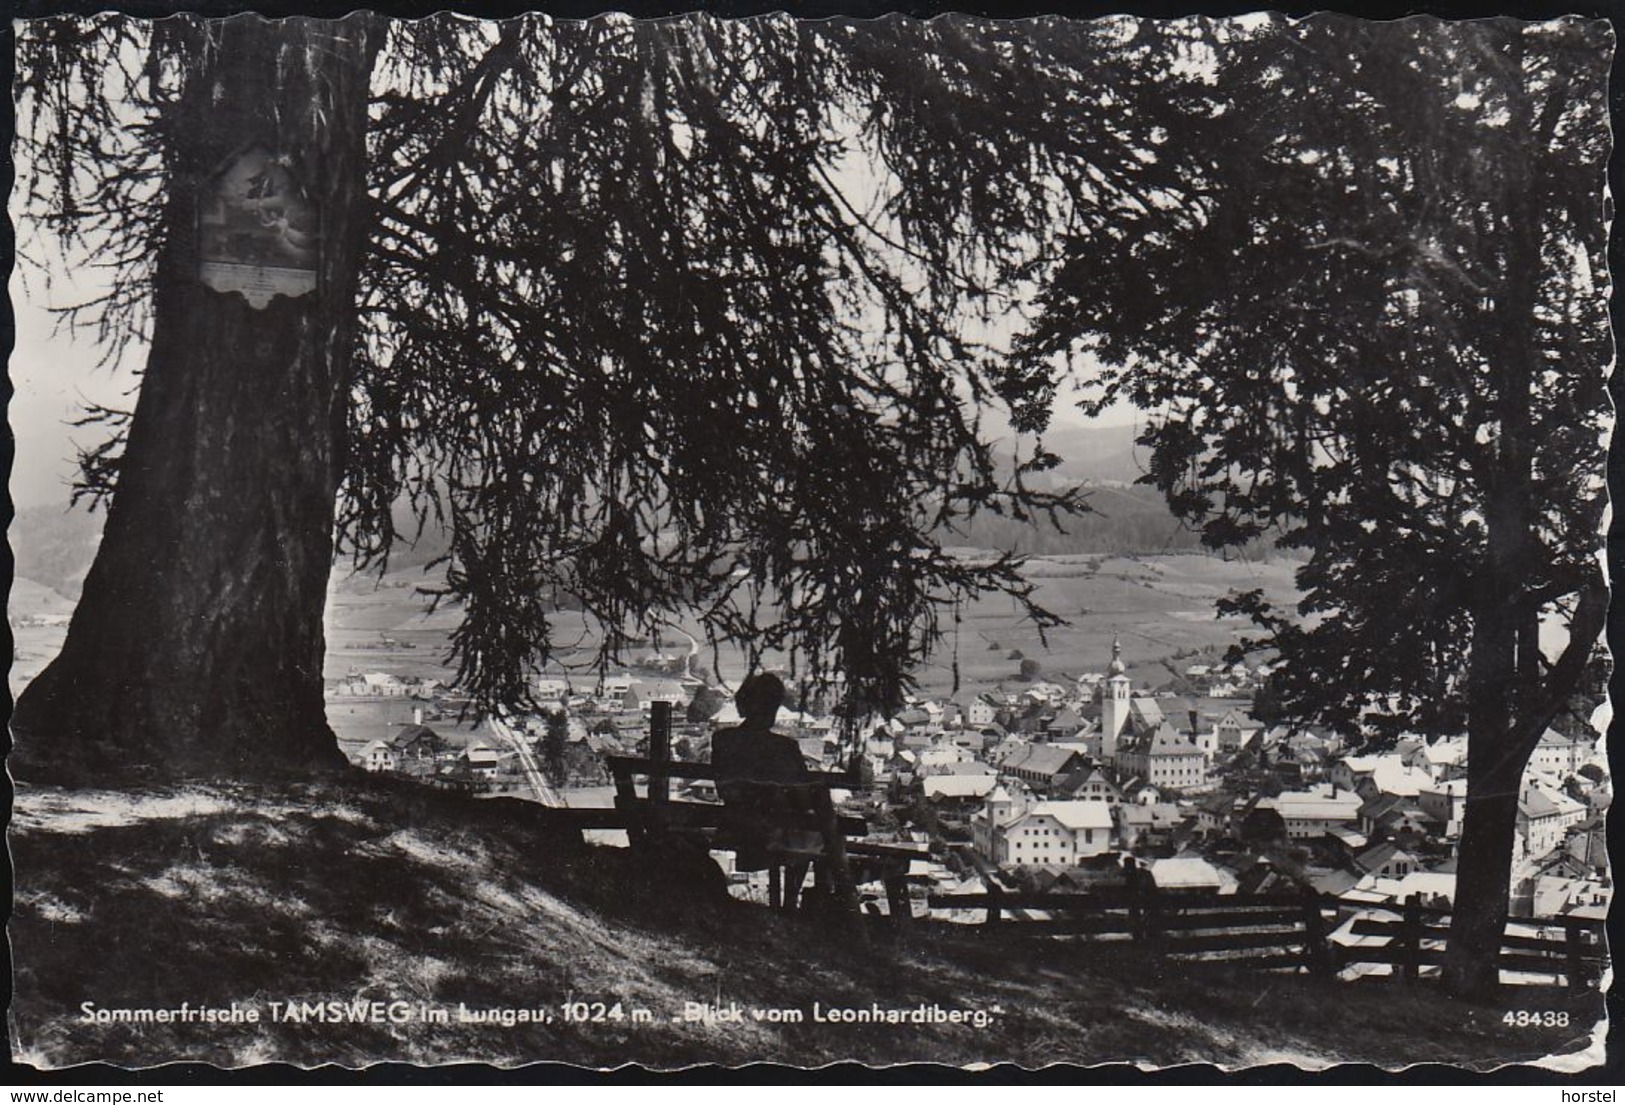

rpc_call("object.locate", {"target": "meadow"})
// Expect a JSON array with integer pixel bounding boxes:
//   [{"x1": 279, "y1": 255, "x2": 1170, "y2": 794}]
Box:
[{"x1": 11, "y1": 550, "x2": 1302, "y2": 725}]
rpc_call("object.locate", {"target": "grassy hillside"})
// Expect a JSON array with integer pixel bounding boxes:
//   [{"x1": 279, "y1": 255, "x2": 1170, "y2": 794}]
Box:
[{"x1": 10, "y1": 779, "x2": 1601, "y2": 1071}]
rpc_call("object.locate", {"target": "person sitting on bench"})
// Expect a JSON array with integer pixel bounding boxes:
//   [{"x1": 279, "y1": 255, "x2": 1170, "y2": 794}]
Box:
[{"x1": 710, "y1": 673, "x2": 822, "y2": 909}]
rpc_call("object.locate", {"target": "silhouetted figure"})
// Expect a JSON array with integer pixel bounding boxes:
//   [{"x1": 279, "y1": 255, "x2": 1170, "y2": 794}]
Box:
[{"x1": 711, "y1": 673, "x2": 818, "y2": 908}]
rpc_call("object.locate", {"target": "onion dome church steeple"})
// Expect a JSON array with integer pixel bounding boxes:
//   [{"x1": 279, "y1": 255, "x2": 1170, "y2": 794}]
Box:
[
  {"x1": 1100, "y1": 636, "x2": 1132, "y2": 765},
  {"x1": 1107, "y1": 636, "x2": 1127, "y2": 677}
]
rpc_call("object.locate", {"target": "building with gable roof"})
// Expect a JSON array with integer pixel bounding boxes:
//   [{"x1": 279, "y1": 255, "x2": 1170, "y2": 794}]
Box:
[
  {"x1": 1115, "y1": 722, "x2": 1208, "y2": 792},
  {"x1": 1518, "y1": 782, "x2": 1587, "y2": 859},
  {"x1": 1256, "y1": 785, "x2": 1363, "y2": 839},
  {"x1": 1066, "y1": 767, "x2": 1122, "y2": 805},
  {"x1": 987, "y1": 799, "x2": 1115, "y2": 867},
  {"x1": 1528, "y1": 729, "x2": 1590, "y2": 778},
  {"x1": 1416, "y1": 778, "x2": 1468, "y2": 838},
  {"x1": 358, "y1": 739, "x2": 397, "y2": 773},
  {"x1": 1000, "y1": 743, "x2": 1086, "y2": 793}
]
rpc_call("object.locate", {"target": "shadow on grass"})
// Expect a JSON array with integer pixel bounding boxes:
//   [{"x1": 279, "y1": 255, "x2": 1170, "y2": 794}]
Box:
[{"x1": 9, "y1": 778, "x2": 1606, "y2": 1070}]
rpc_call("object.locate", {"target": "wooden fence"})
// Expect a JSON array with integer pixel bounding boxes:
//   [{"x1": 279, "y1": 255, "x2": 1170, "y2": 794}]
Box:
[
  {"x1": 1337, "y1": 894, "x2": 1607, "y2": 989},
  {"x1": 925, "y1": 887, "x2": 1607, "y2": 990}
]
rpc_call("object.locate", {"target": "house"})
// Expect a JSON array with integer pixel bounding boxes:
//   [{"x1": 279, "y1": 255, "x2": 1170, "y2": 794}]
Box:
[
  {"x1": 923, "y1": 773, "x2": 1001, "y2": 804},
  {"x1": 1564, "y1": 815, "x2": 1608, "y2": 877},
  {"x1": 971, "y1": 784, "x2": 1026, "y2": 858},
  {"x1": 1255, "y1": 786, "x2": 1363, "y2": 839},
  {"x1": 1121, "y1": 778, "x2": 1164, "y2": 806},
  {"x1": 1518, "y1": 783, "x2": 1587, "y2": 859},
  {"x1": 1357, "y1": 794, "x2": 1437, "y2": 839},
  {"x1": 1401, "y1": 735, "x2": 1467, "y2": 781},
  {"x1": 1000, "y1": 743, "x2": 1085, "y2": 793},
  {"x1": 598, "y1": 673, "x2": 637, "y2": 696},
  {"x1": 1192, "y1": 790, "x2": 1241, "y2": 835},
  {"x1": 1354, "y1": 841, "x2": 1421, "y2": 879},
  {"x1": 1115, "y1": 801, "x2": 1185, "y2": 852},
  {"x1": 463, "y1": 741, "x2": 502, "y2": 779},
  {"x1": 1329, "y1": 754, "x2": 1384, "y2": 794},
  {"x1": 1210, "y1": 708, "x2": 1260, "y2": 756},
  {"x1": 358, "y1": 739, "x2": 397, "y2": 773},
  {"x1": 1324, "y1": 824, "x2": 1369, "y2": 858},
  {"x1": 1114, "y1": 723, "x2": 1207, "y2": 792},
  {"x1": 1146, "y1": 855, "x2": 1230, "y2": 895},
  {"x1": 1415, "y1": 779, "x2": 1468, "y2": 838},
  {"x1": 533, "y1": 676, "x2": 571, "y2": 702},
  {"x1": 1066, "y1": 768, "x2": 1121, "y2": 806},
  {"x1": 988, "y1": 800, "x2": 1115, "y2": 867},
  {"x1": 1353, "y1": 758, "x2": 1435, "y2": 802},
  {"x1": 1023, "y1": 681, "x2": 1069, "y2": 706},
  {"x1": 1044, "y1": 706, "x2": 1085, "y2": 741},
  {"x1": 1527, "y1": 729, "x2": 1590, "y2": 778},
  {"x1": 957, "y1": 694, "x2": 1000, "y2": 728},
  {"x1": 1531, "y1": 873, "x2": 1611, "y2": 921},
  {"x1": 623, "y1": 680, "x2": 689, "y2": 714},
  {"x1": 918, "y1": 744, "x2": 969, "y2": 772},
  {"x1": 389, "y1": 723, "x2": 442, "y2": 763},
  {"x1": 360, "y1": 671, "x2": 409, "y2": 697},
  {"x1": 796, "y1": 735, "x2": 829, "y2": 766},
  {"x1": 1233, "y1": 857, "x2": 1301, "y2": 896}
]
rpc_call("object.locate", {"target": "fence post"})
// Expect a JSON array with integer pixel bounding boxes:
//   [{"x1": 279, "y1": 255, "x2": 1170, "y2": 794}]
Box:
[
  {"x1": 648, "y1": 701, "x2": 672, "y2": 807},
  {"x1": 885, "y1": 874, "x2": 914, "y2": 934},
  {"x1": 1143, "y1": 882, "x2": 1164, "y2": 953},
  {"x1": 1565, "y1": 921, "x2": 1591, "y2": 993},
  {"x1": 1301, "y1": 889, "x2": 1331, "y2": 977},
  {"x1": 985, "y1": 884, "x2": 1003, "y2": 927},
  {"x1": 811, "y1": 785, "x2": 867, "y2": 946},
  {"x1": 1126, "y1": 860, "x2": 1145, "y2": 943},
  {"x1": 1401, "y1": 893, "x2": 1422, "y2": 986}
]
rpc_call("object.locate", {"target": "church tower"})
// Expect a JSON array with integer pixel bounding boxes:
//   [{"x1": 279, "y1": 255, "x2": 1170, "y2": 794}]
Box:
[{"x1": 1100, "y1": 636, "x2": 1132, "y2": 765}]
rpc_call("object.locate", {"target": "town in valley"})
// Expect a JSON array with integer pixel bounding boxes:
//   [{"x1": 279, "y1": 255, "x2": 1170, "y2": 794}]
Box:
[{"x1": 319, "y1": 566, "x2": 1610, "y2": 985}]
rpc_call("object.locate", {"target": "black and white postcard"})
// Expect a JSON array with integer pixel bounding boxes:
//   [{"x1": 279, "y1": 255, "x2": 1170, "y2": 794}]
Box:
[{"x1": 8, "y1": 7, "x2": 1613, "y2": 1073}]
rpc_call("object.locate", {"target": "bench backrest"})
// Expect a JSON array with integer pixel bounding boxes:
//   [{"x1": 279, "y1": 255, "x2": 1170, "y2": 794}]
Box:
[{"x1": 607, "y1": 755, "x2": 853, "y2": 788}]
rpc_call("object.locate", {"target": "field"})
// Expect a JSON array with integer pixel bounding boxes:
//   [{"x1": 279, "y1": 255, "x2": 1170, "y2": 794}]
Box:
[
  {"x1": 10, "y1": 551, "x2": 1302, "y2": 714},
  {"x1": 910, "y1": 552, "x2": 1300, "y2": 696}
]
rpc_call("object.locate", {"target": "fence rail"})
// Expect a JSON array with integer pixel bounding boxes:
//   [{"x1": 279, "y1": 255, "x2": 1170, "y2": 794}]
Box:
[{"x1": 924, "y1": 886, "x2": 1607, "y2": 990}]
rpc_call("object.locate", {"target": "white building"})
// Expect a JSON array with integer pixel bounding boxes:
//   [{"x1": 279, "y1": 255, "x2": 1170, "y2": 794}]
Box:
[
  {"x1": 1416, "y1": 779, "x2": 1468, "y2": 838},
  {"x1": 1527, "y1": 729, "x2": 1590, "y2": 778},
  {"x1": 1518, "y1": 783, "x2": 1587, "y2": 859},
  {"x1": 358, "y1": 739, "x2": 397, "y2": 773},
  {"x1": 1257, "y1": 786, "x2": 1363, "y2": 839},
  {"x1": 975, "y1": 788, "x2": 1113, "y2": 867}
]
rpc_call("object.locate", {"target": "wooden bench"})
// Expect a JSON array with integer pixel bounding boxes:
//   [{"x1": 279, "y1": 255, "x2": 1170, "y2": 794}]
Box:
[{"x1": 606, "y1": 753, "x2": 921, "y2": 930}]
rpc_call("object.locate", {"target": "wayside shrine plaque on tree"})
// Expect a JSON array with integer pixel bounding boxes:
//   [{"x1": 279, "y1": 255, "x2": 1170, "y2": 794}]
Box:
[{"x1": 198, "y1": 145, "x2": 320, "y2": 308}]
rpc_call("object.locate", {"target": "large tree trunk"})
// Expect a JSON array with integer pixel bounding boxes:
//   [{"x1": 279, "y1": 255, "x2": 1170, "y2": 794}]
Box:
[
  {"x1": 1442, "y1": 44, "x2": 1542, "y2": 998},
  {"x1": 1441, "y1": 721, "x2": 1525, "y2": 999},
  {"x1": 11, "y1": 15, "x2": 380, "y2": 783}
]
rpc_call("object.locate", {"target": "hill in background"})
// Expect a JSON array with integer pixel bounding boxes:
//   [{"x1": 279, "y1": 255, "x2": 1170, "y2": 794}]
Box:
[{"x1": 12, "y1": 422, "x2": 1245, "y2": 605}]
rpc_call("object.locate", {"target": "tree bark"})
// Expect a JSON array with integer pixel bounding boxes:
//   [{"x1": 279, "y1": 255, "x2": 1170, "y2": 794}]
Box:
[
  {"x1": 11, "y1": 15, "x2": 380, "y2": 783},
  {"x1": 1442, "y1": 41, "x2": 1541, "y2": 999},
  {"x1": 1442, "y1": 720, "x2": 1524, "y2": 998}
]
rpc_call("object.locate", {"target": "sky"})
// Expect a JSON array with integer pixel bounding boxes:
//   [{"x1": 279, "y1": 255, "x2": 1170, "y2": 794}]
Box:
[
  {"x1": 10, "y1": 269, "x2": 144, "y2": 511},
  {"x1": 8, "y1": 268, "x2": 1138, "y2": 514}
]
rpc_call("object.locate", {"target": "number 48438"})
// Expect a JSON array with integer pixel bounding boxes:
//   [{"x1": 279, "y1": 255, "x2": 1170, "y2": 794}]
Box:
[{"x1": 1504, "y1": 1010, "x2": 1569, "y2": 1027}]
